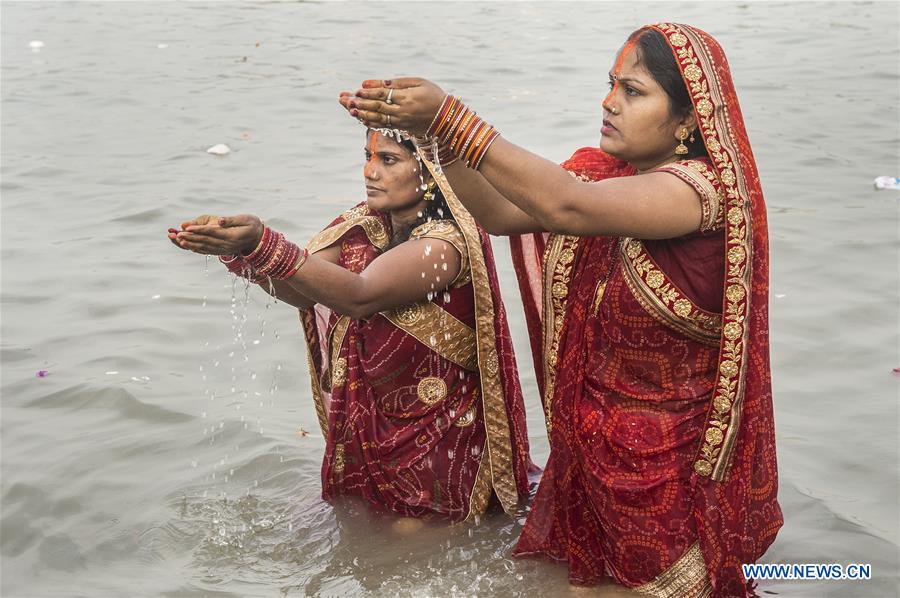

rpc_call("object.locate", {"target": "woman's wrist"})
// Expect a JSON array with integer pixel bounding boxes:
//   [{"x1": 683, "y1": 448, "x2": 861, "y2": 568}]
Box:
[
  {"x1": 426, "y1": 95, "x2": 500, "y2": 170},
  {"x1": 221, "y1": 225, "x2": 308, "y2": 283},
  {"x1": 241, "y1": 221, "x2": 267, "y2": 257}
]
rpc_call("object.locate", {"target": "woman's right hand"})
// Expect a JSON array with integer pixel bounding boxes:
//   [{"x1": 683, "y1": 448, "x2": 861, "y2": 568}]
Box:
[
  {"x1": 338, "y1": 78, "x2": 446, "y2": 136},
  {"x1": 169, "y1": 214, "x2": 265, "y2": 256}
]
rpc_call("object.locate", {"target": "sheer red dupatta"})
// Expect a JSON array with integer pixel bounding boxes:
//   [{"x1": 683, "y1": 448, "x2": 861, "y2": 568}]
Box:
[{"x1": 510, "y1": 23, "x2": 781, "y2": 595}]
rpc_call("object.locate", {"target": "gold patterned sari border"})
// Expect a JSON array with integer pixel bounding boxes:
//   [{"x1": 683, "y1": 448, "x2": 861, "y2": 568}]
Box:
[
  {"x1": 307, "y1": 213, "x2": 389, "y2": 255},
  {"x1": 299, "y1": 309, "x2": 330, "y2": 438},
  {"x1": 327, "y1": 315, "x2": 351, "y2": 390},
  {"x1": 620, "y1": 238, "x2": 722, "y2": 346},
  {"x1": 540, "y1": 233, "x2": 579, "y2": 434},
  {"x1": 382, "y1": 301, "x2": 478, "y2": 371},
  {"x1": 464, "y1": 443, "x2": 492, "y2": 521},
  {"x1": 635, "y1": 542, "x2": 711, "y2": 598},
  {"x1": 421, "y1": 154, "x2": 519, "y2": 515},
  {"x1": 653, "y1": 23, "x2": 754, "y2": 481}
]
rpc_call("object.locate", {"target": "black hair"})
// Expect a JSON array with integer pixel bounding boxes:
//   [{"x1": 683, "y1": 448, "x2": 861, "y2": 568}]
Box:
[
  {"x1": 367, "y1": 131, "x2": 455, "y2": 249},
  {"x1": 632, "y1": 28, "x2": 708, "y2": 159}
]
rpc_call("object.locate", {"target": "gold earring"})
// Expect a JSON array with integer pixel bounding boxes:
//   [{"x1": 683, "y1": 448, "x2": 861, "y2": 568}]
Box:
[
  {"x1": 423, "y1": 179, "x2": 436, "y2": 201},
  {"x1": 675, "y1": 129, "x2": 689, "y2": 156}
]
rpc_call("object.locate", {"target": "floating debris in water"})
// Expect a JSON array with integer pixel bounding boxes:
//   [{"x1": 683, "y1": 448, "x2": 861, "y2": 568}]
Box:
[
  {"x1": 774, "y1": 294, "x2": 786, "y2": 299},
  {"x1": 151, "y1": 294, "x2": 161, "y2": 299},
  {"x1": 157, "y1": 43, "x2": 168, "y2": 49},
  {"x1": 296, "y1": 426, "x2": 310, "y2": 438},
  {"x1": 35, "y1": 370, "x2": 49, "y2": 378},
  {"x1": 29, "y1": 40, "x2": 44, "y2": 50},
  {"x1": 206, "y1": 143, "x2": 231, "y2": 156},
  {"x1": 105, "y1": 371, "x2": 118, "y2": 375},
  {"x1": 873, "y1": 176, "x2": 900, "y2": 191}
]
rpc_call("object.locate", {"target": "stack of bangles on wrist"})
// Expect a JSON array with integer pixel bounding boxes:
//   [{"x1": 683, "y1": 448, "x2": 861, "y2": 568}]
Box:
[
  {"x1": 413, "y1": 134, "x2": 458, "y2": 167},
  {"x1": 218, "y1": 226, "x2": 309, "y2": 283},
  {"x1": 416, "y1": 94, "x2": 500, "y2": 171}
]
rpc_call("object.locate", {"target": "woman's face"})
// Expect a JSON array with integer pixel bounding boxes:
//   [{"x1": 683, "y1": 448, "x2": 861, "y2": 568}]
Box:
[
  {"x1": 363, "y1": 131, "x2": 424, "y2": 212},
  {"x1": 599, "y1": 45, "x2": 691, "y2": 170}
]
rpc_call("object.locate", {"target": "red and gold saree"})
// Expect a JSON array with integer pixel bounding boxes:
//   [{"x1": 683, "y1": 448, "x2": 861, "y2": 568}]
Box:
[
  {"x1": 299, "y1": 160, "x2": 530, "y2": 522},
  {"x1": 511, "y1": 23, "x2": 782, "y2": 597}
]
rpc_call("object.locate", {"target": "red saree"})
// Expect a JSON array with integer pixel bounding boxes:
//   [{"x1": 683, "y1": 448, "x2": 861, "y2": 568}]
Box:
[
  {"x1": 511, "y1": 24, "x2": 782, "y2": 597},
  {"x1": 299, "y1": 160, "x2": 530, "y2": 522}
]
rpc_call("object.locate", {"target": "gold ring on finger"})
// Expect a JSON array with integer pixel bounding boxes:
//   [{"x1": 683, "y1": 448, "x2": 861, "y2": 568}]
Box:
[{"x1": 386, "y1": 88, "x2": 394, "y2": 105}]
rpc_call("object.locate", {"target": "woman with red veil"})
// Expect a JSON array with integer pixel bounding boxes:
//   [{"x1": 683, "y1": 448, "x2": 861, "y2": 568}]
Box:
[
  {"x1": 169, "y1": 130, "x2": 531, "y2": 523},
  {"x1": 344, "y1": 22, "x2": 782, "y2": 597}
]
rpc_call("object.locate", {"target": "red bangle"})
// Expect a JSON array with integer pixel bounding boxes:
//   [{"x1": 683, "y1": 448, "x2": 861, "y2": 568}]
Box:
[
  {"x1": 244, "y1": 226, "x2": 271, "y2": 260},
  {"x1": 284, "y1": 247, "x2": 309, "y2": 278}
]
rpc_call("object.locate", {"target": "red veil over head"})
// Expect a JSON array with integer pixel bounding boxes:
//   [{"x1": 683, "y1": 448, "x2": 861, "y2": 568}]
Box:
[{"x1": 511, "y1": 23, "x2": 781, "y2": 596}]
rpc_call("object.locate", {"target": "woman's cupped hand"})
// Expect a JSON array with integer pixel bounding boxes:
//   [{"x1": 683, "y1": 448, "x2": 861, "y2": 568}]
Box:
[
  {"x1": 168, "y1": 214, "x2": 264, "y2": 256},
  {"x1": 338, "y1": 78, "x2": 446, "y2": 136}
]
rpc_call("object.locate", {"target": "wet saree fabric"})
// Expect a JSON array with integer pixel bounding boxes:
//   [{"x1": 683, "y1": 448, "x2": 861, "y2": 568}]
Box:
[
  {"x1": 300, "y1": 161, "x2": 530, "y2": 523},
  {"x1": 511, "y1": 23, "x2": 782, "y2": 597}
]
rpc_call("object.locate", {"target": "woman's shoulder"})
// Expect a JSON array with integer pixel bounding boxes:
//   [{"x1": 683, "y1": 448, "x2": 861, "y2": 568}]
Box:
[
  {"x1": 654, "y1": 157, "x2": 724, "y2": 233},
  {"x1": 410, "y1": 219, "x2": 464, "y2": 247},
  {"x1": 308, "y1": 202, "x2": 389, "y2": 254},
  {"x1": 410, "y1": 219, "x2": 471, "y2": 288}
]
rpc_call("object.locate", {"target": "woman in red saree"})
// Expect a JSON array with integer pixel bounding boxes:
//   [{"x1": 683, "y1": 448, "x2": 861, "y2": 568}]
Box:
[
  {"x1": 169, "y1": 130, "x2": 530, "y2": 523},
  {"x1": 344, "y1": 23, "x2": 782, "y2": 597}
]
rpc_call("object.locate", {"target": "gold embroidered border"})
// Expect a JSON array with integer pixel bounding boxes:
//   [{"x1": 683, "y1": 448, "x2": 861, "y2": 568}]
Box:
[
  {"x1": 299, "y1": 309, "x2": 329, "y2": 438},
  {"x1": 656, "y1": 161, "x2": 723, "y2": 232},
  {"x1": 382, "y1": 301, "x2": 478, "y2": 371},
  {"x1": 326, "y1": 315, "x2": 351, "y2": 391},
  {"x1": 307, "y1": 211, "x2": 389, "y2": 254},
  {"x1": 620, "y1": 238, "x2": 722, "y2": 346},
  {"x1": 464, "y1": 443, "x2": 492, "y2": 521},
  {"x1": 653, "y1": 23, "x2": 754, "y2": 480},
  {"x1": 635, "y1": 542, "x2": 711, "y2": 598},
  {"x1": 540, "y1": 233, "x2": 579, "y2": 433},
  {"x1": 421, "y1": 155, "x2": 519, "y2": 515}
]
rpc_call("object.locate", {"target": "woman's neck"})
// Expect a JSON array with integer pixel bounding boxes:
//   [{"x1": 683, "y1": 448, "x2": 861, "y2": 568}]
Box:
[
  {"x1": 390, "y1": 199, "x2": 427, "y2": 236},
  {"x1": 635, "y1": 155, "x2": 678, "y2": 174}
]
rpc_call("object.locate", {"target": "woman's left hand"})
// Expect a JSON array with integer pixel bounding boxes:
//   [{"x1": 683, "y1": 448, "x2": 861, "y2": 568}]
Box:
[
  {"x1": 170, "y1": 214, "x2": 264, "y2": 256},
  {"x1": 338, "y1": 78, "x2": 446, "y2": 135}
]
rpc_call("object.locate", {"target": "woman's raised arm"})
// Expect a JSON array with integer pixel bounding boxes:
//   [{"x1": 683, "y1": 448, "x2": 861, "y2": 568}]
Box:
[
  {"x1": 345, "y1": 78, "x2": 703, "y2": 240},
  {"x1": 439, "y1": 161, "x2": 543, "y2": 236}
]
